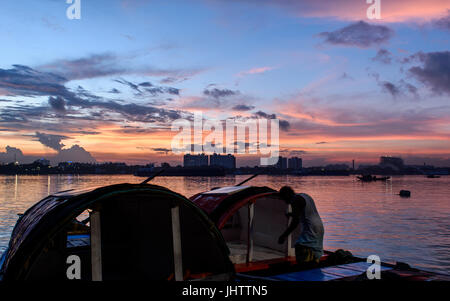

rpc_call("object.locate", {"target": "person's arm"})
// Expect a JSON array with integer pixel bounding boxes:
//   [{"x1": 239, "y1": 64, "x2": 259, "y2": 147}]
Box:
[
  {"x1": 278, "y1": 216, "x2": 299, "y2": 244},
  {"x1": 278, "y1": 195, "x2": 306, "y2": 244}
]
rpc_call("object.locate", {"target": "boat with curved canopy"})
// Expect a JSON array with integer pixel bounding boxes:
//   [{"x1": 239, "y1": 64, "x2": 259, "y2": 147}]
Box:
[
  {"x1": 0, "y1": 183, "x2": 233, "y2": 281},
  {"x1": 190, "y1": 184, "x2": 450, "y2": 281}
]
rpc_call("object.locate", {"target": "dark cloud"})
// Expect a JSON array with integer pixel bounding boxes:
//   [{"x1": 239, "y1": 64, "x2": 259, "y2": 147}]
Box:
[
  {"x1": 370, "y1": 72, "x2": 419, "y2": 98},
  {"x1": 0, "y1": 128, "x2": 18, "y2": 132},
  {"x1": 279, "y1": 120, "x2": 291, "y2": 131},
  {"x1": 144, "y1": 87, "x2": 163, "y2": 96},
  {"x1": 115, "y1": 127, "x2": 158, "y2": 134},
  {"x1": 434, "y1": 10, "x2": 450, "y2": 31},
  {"x1": 232, "y1": 104, "x2": 255, "y2": 111},
  {"x1": 0, "y1": 65, "x2": 185, "y2": 128},
  {"x1": 37, "y1": 52, "x2": 205, "y2": 82},
  {"x1": 164, "y1": 87, "x2": 180, "y2": 95},
  {"x1": 289, "y1": 150, "x2": 307, "y2": 156},
  {"x1": 285, "y1": 104, "x2": 450, "y2": 141},
  {"x1": 253, "y1": 111, "x2": 290, "y2": 131},
  {"x1": 372, "y1": 49, "x2": 393, "y2": 64},
  {"x1": 0, "y1": 104, "x2": 46, "y2": 124},
  {"x1": 400, "y1": 80, "x2": 419, "y2": 98},
  {"x1": 318, "y1": 21, "x2": 393, "y2": 48},
  {"x1": 114, "y1": 78, "x2": 141, "y2": 93},
  {"x1": 108, "y1": 88, "x2": 121, "y2": 94},
  {"x1": 0, "y1": 64, "x2": 72, "y2": 98},
  {"x1": 403, "y1": 156, "x2": 450, "y2": 167},
  {"x1": 0, "y1": 65, "x2": 102, "y2": 116},
  {"x1": 139, "y1": 82, "x2": 153, "y2": 87},
  {"x1": 92, "y1": 101, "x2": 182, "y2": 122},
  {"x1": 152, "y1": 147, "x2": 172, "y2": 154},
  {"x1": 115, "y1": 78, "x2": 180, "y2": 97},
  {"x1": 0, "y1": 144, "x2": 96, "y2": 165},
  {"x1": 160, "y1": 77, "x2": 184, "y2": 84},
  {"x1": 408, "y1": 51, "x2": 450, "y2": 95},
  {"x1": 34, "y1": 132, "x2": 69, "y2": 151},
  {"x1": 254, "y1": 111, "x2": 276, "y2": 119},
  {"x1": 380, "y1": 81, "x2": 401, "y2": 98},
  {"x1": 48, "y1": 96, "x2": 66, "y2": 112},
  {"x1": 0, "y1": 146, "x2": 28, "y2": 164},
  {"x1": 316, "y1": 141, "x2": 328, "y2": 144},
  {"x1": 38, "y1": 53, "x2": 124, "y2": 80},
  {"x1": 203, "y1": 88, "x2": 239, "y2": 98},
  {"x1": 54, "y1": 145, "x2": 96, "y2": 164}
]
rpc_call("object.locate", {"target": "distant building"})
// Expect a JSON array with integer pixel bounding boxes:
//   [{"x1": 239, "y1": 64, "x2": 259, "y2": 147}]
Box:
[
  {"x1": 325, "y1": 164, "x2": 349, "y2": 171},
  {"x1": 183, "y1": 153, "x2": 208, "y2": 167},
  {"x1": 275, "y1": 156, "x2": 288, "y2": 169},
  {"x1": 288, "y1": 157, "x2": 302, "y2": 170},
  {"x1": 34, "y1": 158, "x2": 50, "y2": 166},
  {"x1": 209, "y1": 153, "x2": 236, "y2": 169},
  {"x1": 379, "y1": 156, "x2": 404, "y2": 170}
]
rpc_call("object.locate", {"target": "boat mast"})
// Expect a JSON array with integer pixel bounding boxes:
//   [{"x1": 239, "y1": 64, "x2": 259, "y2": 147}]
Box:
[
  {"x1": 140, "y1": 168, "x2": 166, "y2": 184},
  {"x1": 236, "y1": 173, "x2": 259, "y2": 186}
]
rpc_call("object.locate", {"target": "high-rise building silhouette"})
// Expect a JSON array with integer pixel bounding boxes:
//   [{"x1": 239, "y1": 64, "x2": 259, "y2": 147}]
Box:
[
  {"x1": 379, "y1": 156, "x2": 404, "y2": 170},
  {"x1": 209, "y1": 153, "x2": 236, "y2": 169},
  {"x1": 183, "y1": 154, "x2": 208, "y2": 167},
  {"x1": 275, "y1": 156, "x2": 288, "y2": 169},
  {"x1": 288, "y1": 157, "x2": 302, "y2": 170}
]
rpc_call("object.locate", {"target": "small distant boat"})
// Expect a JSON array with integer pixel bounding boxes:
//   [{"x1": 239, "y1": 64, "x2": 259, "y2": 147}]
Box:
[
  {"x1": 357, "y1": 175, "x2": 390, "y2": 182},
  {"x1": 399, "y1": 190, "x2": 411, "y2": 197},
  {"x1": 426, "y1": 175, "x2": 440, "y2": 178}
]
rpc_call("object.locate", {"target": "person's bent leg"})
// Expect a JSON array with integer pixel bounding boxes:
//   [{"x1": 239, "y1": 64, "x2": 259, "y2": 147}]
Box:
[{"x1": 295, "y1": 245, "x2": 314, "y2": 264}]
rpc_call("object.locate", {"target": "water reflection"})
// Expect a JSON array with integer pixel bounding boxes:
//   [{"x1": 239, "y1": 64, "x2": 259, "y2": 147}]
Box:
[{"x1": 14, "y1": 175, "x2": 18, "y2": 203}]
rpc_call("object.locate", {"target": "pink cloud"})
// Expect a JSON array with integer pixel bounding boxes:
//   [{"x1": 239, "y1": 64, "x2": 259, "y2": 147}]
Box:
[
  {"x1": 297, "y1": 0, "x2": 449, "y2": 22},
  {"x1": 219, "y1": 0, "x2": 449, "y2": 23},
  {"x1": 237, "y1": 66, "x2": 274, "y2": 77}
]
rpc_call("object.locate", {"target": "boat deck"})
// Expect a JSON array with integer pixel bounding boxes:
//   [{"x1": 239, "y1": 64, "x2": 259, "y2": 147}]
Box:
[
  {"x1": 67, "y1": 234, "x2": 90, "y2": 248},
  {"x1": 234, "y1": 256, "x2": 450, "y2": 281},
  {"x1": 227, "y1": 241, "x2": 285, "y2": 264},
  {"x1": 66, "y1": 235, "x2": 450, "y2": 281},
  {"x1": 264, "y1": 261, "x2": 393, "y2": 281}
]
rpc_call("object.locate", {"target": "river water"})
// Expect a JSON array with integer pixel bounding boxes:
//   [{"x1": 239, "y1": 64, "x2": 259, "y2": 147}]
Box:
[{"x1": 0, "y1": 174, "x2": 449, "y2": 274}]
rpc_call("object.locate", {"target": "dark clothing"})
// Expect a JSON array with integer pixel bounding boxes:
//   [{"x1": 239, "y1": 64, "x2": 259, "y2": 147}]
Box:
[{"x1": 295, "y1": 245, "x2": 320, "y2": 264}]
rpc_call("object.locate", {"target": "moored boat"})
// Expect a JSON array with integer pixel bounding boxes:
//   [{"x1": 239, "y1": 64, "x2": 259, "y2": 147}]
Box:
[
  {"x1": 0, "y1": 183, "x2": 233, "y2": 281},
  {"x1": 357, "y1": 175, "x2": 391, "y2": 182},
  {"x1": 426, "y1": 175, "x2": 440, "y2": 178},
  {"x1": 190, "y1": 184, "x2": 450, "y2": 281}
]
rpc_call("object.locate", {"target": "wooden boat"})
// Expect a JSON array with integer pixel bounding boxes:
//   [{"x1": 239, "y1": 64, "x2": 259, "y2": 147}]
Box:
[
  {"x1": 0, "y1": 183, "x2": 233, "y2": 281},
  {"x1": 357, "y1": 175, "x2": 390, "y2": 182},
  {"x1": 426, "y1": 175, "x2": 440, "y2": 178},
  {"x1": 190, "y1": 185, "x2": 450, "y2": 281},
  {"x1": 399, "y1": 190, "x2": 411, "y2": 197}
]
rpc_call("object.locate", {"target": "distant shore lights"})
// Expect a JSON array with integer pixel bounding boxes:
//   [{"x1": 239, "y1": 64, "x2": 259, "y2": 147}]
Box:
[{"x1": 171, "y1": 111, "x2": 280, "y2": 165}]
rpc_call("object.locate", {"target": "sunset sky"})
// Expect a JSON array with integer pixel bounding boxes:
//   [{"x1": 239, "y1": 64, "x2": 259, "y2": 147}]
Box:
[{"x1": 0, "y1": 0, "x2": 449, "y2": 167}]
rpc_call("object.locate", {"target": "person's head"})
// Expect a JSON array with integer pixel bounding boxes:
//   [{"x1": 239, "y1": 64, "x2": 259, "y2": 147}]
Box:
[{"x1": 279, "y1": 186, "x2": 295, "y2": 202}]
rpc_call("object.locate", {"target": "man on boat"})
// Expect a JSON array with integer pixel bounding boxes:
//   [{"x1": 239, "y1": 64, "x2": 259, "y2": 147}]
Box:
[{"x1": 278, "y1": 186, "x2": 324, "y2": 265}]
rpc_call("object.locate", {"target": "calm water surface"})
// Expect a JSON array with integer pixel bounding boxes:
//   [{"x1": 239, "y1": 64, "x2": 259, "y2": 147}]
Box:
[{"x1": 0, "y1": 175, "x2": 449, "y2": 274}]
